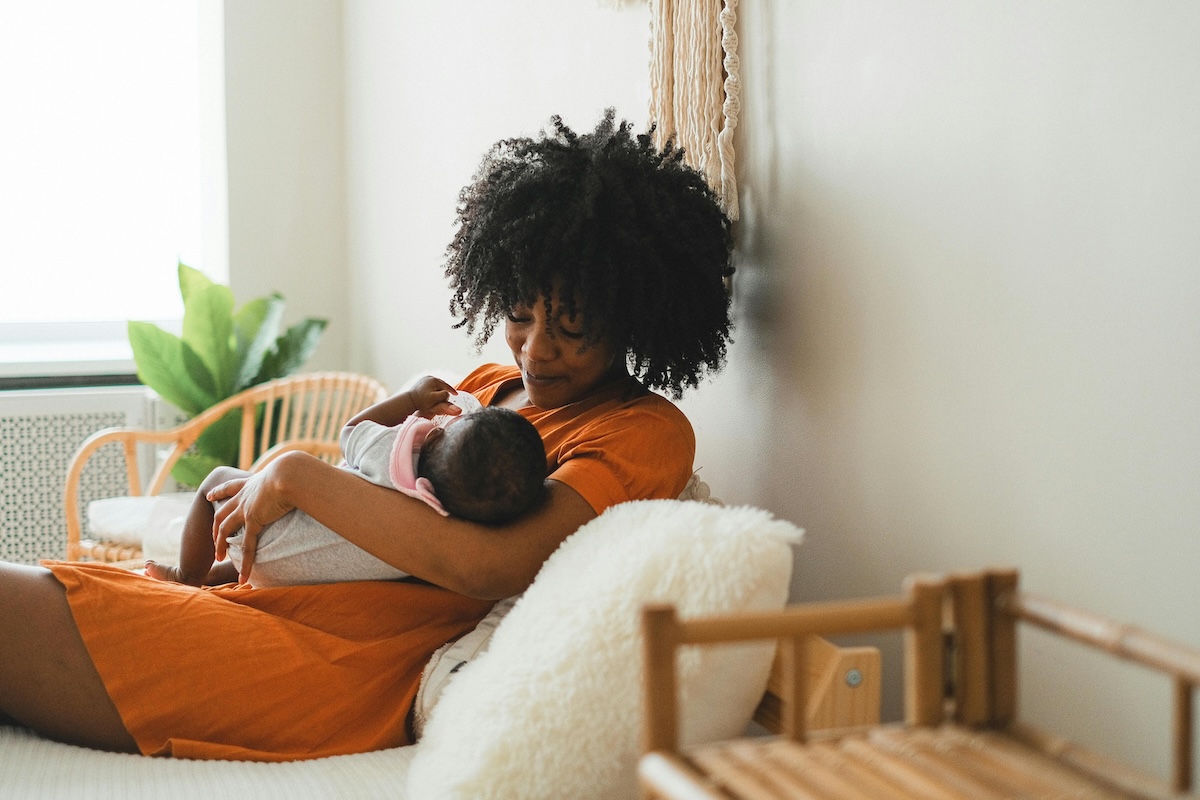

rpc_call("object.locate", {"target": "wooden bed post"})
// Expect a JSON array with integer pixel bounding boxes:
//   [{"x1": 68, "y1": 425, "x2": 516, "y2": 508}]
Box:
[
  {"x1": 642, "y1": 604, "x2": 682, "y2": 756},
  {"x1": 780, "y1": 636, "x2": 809, "y2": 743},
  {"x1": 1174, "y1": 676, "x2": 1195, "y2": 792},
  {"x1": 905, "y1": 574, "x2": 946, "y2": 727},
  {"x1": 986, "y1": 569, "x2": 1019, "y2": 726},
  {"x1": 949, "y1": 571, "x2": 993, "y2": 726}
]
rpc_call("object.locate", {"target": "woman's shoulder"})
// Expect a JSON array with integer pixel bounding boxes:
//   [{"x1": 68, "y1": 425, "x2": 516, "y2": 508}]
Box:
[
  {"x1": 456, "y1": 364, "x2": 520, "y2": 399},
  {"x1": 596, "y1": 377, "x2": 692, "y2": 430}
]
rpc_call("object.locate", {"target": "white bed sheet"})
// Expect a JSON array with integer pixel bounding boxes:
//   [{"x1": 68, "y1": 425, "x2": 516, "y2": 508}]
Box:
[{"x1": 0, "y1": 725, "x2": 416, "y2": 800}]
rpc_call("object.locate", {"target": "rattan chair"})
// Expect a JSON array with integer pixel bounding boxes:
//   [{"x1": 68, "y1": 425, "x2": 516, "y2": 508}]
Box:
[{"x1": 63, "y1": 371, "x2": 387, "y2": 563}]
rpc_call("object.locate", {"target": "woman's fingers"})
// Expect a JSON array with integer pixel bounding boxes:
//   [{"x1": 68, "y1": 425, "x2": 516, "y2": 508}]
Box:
[
  {"x1": 207, "y1": 476, "x2": 247, "y2": 502},
  {"x1": 212, "y1": 496, "x2": 242, "y2": 561},
  {"x1": 236, "y1": 526, "x2": 258, "y2": 584},
  {"x1": 211, "y1": 479, "x2": 250, "y2": 560}
]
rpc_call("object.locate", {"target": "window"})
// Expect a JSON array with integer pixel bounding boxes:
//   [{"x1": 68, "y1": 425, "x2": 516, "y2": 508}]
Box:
[{"x1": 0, "y1": 0, "x2": 226, "y2": 379}]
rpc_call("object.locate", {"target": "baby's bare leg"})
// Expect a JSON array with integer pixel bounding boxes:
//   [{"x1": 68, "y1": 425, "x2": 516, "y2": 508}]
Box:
[
  {"x1": 0, "y1": 562, "x2": 137, "y2": 752},
  {"x1": 146, "y1": 466, "x2": 249, "y2": 585}
]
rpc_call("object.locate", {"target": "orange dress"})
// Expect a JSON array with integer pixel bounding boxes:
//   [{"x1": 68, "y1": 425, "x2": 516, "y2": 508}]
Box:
[{"x1": 47, "y1": 365, "x2": 695, "y2": 761}]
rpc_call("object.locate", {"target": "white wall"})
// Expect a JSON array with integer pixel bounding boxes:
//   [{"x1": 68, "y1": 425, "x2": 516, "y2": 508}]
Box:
[
  {"x1": 738, "y1": 0, "x2": 1200, "y2": 777},
  {"x1": 229, "y1": 0, "x2": 1200, "y2": 779},
  {"x1": 223, "y1": 0, "x2": 349, "y2": 370},
  {"x1": 340, "y1": 0, "x2": 652, "y2": 390}
]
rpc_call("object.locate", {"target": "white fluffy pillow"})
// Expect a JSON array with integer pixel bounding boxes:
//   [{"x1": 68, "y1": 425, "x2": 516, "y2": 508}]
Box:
[{"x1": 406, "y1": 499, "x2": 802, "y2": 800}]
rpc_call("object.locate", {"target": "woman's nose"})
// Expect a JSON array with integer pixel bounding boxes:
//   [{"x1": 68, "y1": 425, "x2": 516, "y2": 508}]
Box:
[{"x1": 523, "y1": 325, "x2": 558, "y2": 362}]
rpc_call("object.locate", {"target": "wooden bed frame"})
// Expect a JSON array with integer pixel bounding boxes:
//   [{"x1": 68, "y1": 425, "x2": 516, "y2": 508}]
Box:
[{"x1": 640, "y1": 568, "x2": 1200, "y2": 799}]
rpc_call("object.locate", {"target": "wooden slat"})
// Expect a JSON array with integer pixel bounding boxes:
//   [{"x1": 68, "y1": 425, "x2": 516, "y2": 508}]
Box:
[
  {"x1": 1010, "y1": 593, "x2": 1200, "y2": 686},
  {"x1": 643, "y1": 604, "x2": 682, "y2": 755},
  {"x1": 838, "y1": 733, "x2": 967, "y2": 800},
  {"x1": 1175, "y1": 677, "x2": 1194, "y2": 792},
  {"x1": 638, "y1": 752, "x2": 730, "y2": 800},
  {"x1": 1008, "y1": 721, "x2": 1182, "y2": 800},
  {"x1": 781, "y1": 636, "x2": 808, "y2": 743},
  {"x1": 689, "y1": 748, "x2": 790, "y2": 800},
  {"x1": 948, "y1": 727, "x2": 1131, "y2": 800},
  {"x1": 904, "y1": 575, "x2": 945, "y2": 727},
  {"x1": 677, "y1": 597, "x2": 914, "y2": 646},
  {"x1": 948, "y1": 572, "x2": 991, "y2": 725},
  {"x1": 987, "y1": 569, "x2": 1018, "y2": 725},
  {"x1": 799, "y1": 740, "x2": 912, "y2": 800}
]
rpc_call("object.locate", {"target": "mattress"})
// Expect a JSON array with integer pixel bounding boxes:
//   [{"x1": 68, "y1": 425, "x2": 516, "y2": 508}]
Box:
[{"x1": 0, "y1": 725, "x2": 416, "y2": 799}]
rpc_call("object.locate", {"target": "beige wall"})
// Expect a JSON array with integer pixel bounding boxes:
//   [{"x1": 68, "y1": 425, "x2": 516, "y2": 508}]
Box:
[{"x1": 228, "y1": 0, "x2": 1200, "y2": 778}]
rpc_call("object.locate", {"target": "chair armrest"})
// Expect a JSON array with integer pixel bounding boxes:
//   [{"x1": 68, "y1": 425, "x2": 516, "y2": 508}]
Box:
[{"x1": 63, "y1": 424, "x2": 206, "y2": 560}]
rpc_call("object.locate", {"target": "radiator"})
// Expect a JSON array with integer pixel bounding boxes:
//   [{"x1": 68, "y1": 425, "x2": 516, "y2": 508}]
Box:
[{"x1": 0, "y1": 385, "x2": 177, "y2": 564}]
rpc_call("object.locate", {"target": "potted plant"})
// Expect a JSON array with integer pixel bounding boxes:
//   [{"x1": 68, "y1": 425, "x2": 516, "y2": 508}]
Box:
[{"x1": 128, "y1": 263, "x2": 327, "y2": 486}]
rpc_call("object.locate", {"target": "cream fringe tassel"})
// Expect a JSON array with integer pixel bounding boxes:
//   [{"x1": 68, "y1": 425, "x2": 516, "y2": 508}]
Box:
[{"x1": 649, "y1": 0, "x2": 740, "y2": 220}]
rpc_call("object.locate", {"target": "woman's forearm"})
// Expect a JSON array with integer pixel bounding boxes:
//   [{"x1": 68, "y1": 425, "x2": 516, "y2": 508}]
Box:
[{"x1": 273, "y1": 452, "x2": 595, "y2": 599}]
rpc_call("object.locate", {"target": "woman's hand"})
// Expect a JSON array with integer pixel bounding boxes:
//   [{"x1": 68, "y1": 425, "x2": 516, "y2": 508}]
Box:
[{"x1": 208, "y1": 463, "x2": 296, "y2": 584}]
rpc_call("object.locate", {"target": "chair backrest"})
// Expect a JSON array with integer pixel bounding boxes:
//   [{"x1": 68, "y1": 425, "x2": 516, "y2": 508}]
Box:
[{"x1": 63, "y1": 372, "x2": 387, "y2": 559}]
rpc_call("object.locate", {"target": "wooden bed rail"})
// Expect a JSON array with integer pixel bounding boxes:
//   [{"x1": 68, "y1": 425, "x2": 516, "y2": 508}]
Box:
[
  {"x1": 642, "y1": 575, "x2": 943, "y2": 757},
  {"x1": 947, "y1": 568, "x2": 1200, "y2": 795},
  {"x1": 642, "y1": 569, "x2": 1200, "y2": 800}
]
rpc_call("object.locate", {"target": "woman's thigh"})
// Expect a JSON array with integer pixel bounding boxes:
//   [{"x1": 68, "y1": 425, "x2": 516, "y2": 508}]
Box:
[{"x1": 0, "y1": 561, "x2": 137, "y2": 752}]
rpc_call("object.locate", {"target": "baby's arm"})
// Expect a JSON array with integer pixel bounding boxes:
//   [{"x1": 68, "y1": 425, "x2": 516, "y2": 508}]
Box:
[{"x1": 345, "y1": 375, "x2": 463, "y2": 429}]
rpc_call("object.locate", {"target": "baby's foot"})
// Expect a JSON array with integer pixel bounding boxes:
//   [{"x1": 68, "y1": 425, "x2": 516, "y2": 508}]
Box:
[{"x1": 144, "y1": 560, "x2": 198, "y2": 585}]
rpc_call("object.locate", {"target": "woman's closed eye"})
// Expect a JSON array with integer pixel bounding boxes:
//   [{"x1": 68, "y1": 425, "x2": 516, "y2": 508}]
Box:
[{"x1": 558, "y1": 322, "x2": 585, "y2": 340}]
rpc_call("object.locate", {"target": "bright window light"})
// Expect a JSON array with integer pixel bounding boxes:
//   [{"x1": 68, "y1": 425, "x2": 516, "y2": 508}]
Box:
[{"x1": 0, "y1": 1, "x2": 210, "y2": 325}]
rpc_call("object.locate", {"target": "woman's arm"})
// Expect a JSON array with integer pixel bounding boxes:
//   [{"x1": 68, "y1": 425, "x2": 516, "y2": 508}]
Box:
[{"x1": 210, "y1": 451, "x2": 595, "y2": 599}]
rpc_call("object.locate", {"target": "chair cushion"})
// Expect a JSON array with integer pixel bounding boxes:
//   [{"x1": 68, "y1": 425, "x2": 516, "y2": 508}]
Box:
[
  {"x1": 406, "y1": 499, "x2": 802, "y2": 800},
  {"x1": 85, "y1": 492, "x2": 195, "y2": 554}
]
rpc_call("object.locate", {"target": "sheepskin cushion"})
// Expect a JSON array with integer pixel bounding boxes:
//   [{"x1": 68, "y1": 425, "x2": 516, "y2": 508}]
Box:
[{"x1": 406, "y1": 499, "x2": 803, "y2": 800}]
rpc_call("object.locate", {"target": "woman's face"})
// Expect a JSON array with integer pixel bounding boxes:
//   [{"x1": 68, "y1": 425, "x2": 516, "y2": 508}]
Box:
[{"x1": 505, "y1": 295, "x2": 623, "y2": 409}]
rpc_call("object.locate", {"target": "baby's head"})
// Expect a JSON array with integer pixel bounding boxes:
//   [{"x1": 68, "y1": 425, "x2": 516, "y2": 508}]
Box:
[{"x1": 417, "y1": 407, "x2": 546, "y2": 524}]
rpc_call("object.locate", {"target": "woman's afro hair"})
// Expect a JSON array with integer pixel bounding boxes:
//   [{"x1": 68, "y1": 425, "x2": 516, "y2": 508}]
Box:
[{"x1": 444, "y1": 109, "x2": 734, "y2": 398}]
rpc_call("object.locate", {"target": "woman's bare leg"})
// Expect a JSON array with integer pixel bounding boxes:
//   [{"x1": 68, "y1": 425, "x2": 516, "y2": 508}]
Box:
[{"x1": 0, "y1": 562, "x2": 138, "y2": 752}]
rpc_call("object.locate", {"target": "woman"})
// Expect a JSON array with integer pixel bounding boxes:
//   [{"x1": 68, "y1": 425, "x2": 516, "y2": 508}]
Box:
[{"x1": 0, "y1": 110, "x2": 733, "y2": 760}]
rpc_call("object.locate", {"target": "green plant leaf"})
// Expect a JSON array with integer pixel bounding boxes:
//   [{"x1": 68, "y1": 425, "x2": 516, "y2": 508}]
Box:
[
  {"x1": 172, "y1": 452, "x2": 227, "y2": 490},
  {"x1": 196, "y1": 409, "x2": 242, "y2": 464},
  {"x1": 181, "y1": 340, "x2": 220, "y2": 401},
  {"x1": 253, "y1": 318, "x2": 328, "y2": 384},
  {"x1": 233, "y1": 294, "x2": 286, "y2": 391},
  {"x1": 171, "y1": 410, "x2": 243, "y2": 487},
  {"x1": 127, "y1": 321, "x2": 214, "y2": 415},
  {"x1": 177, "y1": 262, "x2": 213, "y2": 306},
  {"x1": 181, "y1": 281, "x2": 236, "y2": 398}
]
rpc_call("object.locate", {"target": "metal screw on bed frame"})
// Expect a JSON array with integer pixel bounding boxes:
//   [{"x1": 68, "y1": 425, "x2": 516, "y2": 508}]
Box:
[{"x1": 845, "y1": 668, "x2": 863, "y2": 688}]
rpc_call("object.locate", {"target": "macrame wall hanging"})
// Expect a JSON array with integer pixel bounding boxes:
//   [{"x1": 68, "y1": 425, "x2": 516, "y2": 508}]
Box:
[{"x1": 648, "y1": 0, "x2": 741, "y2": 220}]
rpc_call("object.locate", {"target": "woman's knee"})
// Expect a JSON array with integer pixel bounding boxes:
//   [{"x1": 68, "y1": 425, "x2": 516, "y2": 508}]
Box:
[{"x1": 200, "y1": 465, "x2": 247, "y2": 494}]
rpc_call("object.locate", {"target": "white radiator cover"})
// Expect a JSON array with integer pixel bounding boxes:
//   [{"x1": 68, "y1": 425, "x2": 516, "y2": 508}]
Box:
[{"x1": 0, "y1": 385, "x2": 176, "y2": 564}]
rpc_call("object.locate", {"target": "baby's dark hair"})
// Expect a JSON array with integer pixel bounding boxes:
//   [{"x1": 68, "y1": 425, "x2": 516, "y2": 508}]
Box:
[
  {"x1": 445, "y1": 108, "x2": 735, "y2": 398},
  {"x1": 418, "y1": 407, "x2": 546, "y2": 524}
]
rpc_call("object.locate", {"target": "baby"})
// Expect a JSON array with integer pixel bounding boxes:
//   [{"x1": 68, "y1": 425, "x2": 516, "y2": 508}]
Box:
[{"x1": 145, "y1": 387, "x2": 546, "y2": 587}]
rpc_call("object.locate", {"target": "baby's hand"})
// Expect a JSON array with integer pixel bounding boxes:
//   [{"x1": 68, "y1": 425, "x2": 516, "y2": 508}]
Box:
[{"x1": 408, "y1": 375, "x2": 463, "y2": 418}]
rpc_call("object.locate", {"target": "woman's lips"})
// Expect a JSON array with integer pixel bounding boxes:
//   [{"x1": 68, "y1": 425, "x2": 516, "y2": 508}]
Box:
[{"x1": 523, "y1": 371, "x2": 559, "y2": 387}]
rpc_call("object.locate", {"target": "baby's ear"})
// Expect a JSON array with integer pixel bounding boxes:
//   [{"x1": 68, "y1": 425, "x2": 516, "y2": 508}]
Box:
[{"x1": 413, "y1": 478, "x2": 451, "y2": 517}]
